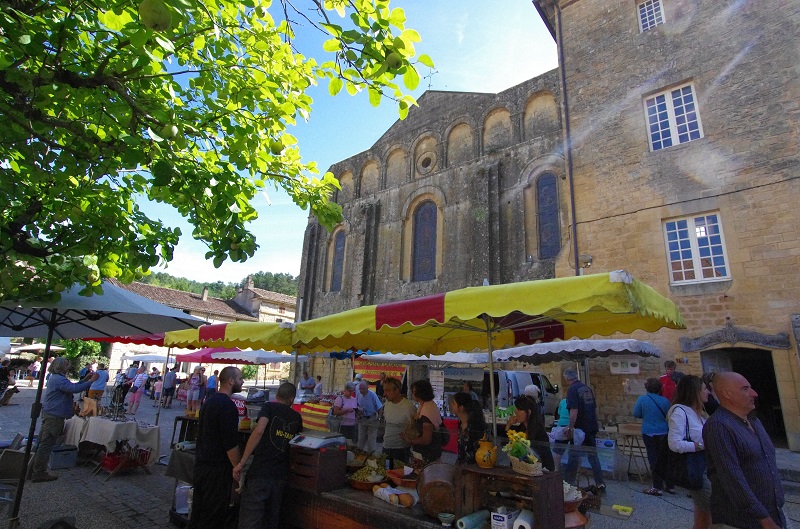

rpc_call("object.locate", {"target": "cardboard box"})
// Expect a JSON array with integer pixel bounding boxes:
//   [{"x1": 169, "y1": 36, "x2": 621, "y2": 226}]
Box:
[
  {"x1": 491, "y1": 509, "x2": 520, "y2": 529},
  {"x1": 49, "y1": 444, "x2": 77, "y2": 469}
]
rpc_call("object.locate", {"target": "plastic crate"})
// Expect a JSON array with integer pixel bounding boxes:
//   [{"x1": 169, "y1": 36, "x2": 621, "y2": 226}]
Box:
[{"x1": 49, "y1": 445, "x2": 78, "y2": 469}]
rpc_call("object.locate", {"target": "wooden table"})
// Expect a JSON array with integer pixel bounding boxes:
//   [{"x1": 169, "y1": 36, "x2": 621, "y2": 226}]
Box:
[
  {"x1": 455, "y1": 464, "x2": 565, "y2": 529},
  {"x1": 63, "y1": 416, "x2": 160, "y2": 480},
  {"x1": 171, "y1": 415, "x2": 199, "y2": 448},
  {"x1": 282, "y1": 486, "x2": 443, "y2": 529}
]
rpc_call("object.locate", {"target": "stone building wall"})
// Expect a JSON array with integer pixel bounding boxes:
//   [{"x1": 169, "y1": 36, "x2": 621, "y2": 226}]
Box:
[
  {"x1": 298, "y1": 71, "x2": 568, "y2": 320},
  {"x1": 543, "y1": 0, "x2": 800, "y2": 448}
]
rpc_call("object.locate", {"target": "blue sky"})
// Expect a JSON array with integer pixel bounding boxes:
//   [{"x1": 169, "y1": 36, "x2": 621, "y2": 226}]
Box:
[{"x1": 151, "y1": 1, "x2": 558, "y2": 283}]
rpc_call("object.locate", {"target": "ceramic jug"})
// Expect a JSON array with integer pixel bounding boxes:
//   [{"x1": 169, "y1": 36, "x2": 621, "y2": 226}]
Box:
[{"x1": 475, "y1": 437, "x2": 497, "y2": 468}]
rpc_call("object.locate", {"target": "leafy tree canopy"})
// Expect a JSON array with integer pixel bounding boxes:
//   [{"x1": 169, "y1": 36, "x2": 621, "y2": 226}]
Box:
[
  {"x1": 139, "y1": 270, "x2": 296, "y2": 297},
  {"x1": 0, "y1": 0, "x2": 431, "y2": 302}
]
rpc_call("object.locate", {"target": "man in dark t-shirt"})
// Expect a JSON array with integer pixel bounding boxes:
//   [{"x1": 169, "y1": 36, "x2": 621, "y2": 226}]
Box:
[
  {"x1": 561, "y1": 368, "x2": 605, "y2": 490},
  {"x1": 189, "y1": 366, "x2": 243, "y2": 529},
  {"x1": 234, "y1": 382, "x2": 303, "y2": 529}
]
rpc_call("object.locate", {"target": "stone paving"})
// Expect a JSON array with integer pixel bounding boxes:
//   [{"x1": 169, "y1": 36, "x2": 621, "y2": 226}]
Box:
[{"x1": 1, "y1": 385, "x2": 798, "y2": 529}]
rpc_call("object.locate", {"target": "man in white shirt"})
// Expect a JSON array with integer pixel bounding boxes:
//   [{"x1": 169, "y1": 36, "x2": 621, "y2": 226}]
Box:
[
  {"x1": 356, "y1": 380, "x2": 383, "y2": 453},
  {"x1": 381, "y1": 377, "x2": 415, "y2": 465}
]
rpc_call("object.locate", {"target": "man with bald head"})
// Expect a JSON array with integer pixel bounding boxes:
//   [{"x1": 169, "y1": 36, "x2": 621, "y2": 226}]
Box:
[{"x1": 703, "y1": 372, "x2": 785, "y2": 529}]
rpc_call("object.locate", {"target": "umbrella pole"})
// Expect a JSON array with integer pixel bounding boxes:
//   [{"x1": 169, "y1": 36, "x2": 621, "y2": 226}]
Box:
[
  {"x1": 154, "y1": 347, "x2": 171, "y2": 427},
  {"x1": 10, "y1": 311, "x2": 57, "y2": 529},
  {"x1": 483, "y1": 315, "x2": 498, "y2": 440}
]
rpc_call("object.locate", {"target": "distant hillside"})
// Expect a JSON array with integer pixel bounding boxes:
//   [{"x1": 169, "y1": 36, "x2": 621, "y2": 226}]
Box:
[{"x1": 140, "y1": 271, "x2": 297, "y2": 298}]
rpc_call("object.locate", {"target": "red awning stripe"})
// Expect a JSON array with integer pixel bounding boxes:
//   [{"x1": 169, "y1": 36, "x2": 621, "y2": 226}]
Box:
[
  {"x1": 375, "y1": 293, "x2": 445, "y2": 328},
  {"x1": 198, "y1": 323, "x2": 228, "y2": 342}
]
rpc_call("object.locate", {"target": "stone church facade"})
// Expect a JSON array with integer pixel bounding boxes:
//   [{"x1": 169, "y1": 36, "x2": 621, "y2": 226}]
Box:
[
  {"x1": 298, "y1": 71, "x2": 568, "y2": 319},
  {"x1": 298, "y1": 0, "x2": 800, "y2": 449}
]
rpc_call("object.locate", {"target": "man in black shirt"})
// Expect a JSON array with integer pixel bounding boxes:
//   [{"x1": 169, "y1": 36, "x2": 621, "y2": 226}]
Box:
[
  {"x1": 189, "y1": 366, "x2": 243, "y2": 529},
  {"x1": 561, "y1": 368, "x2": 605, "y2": 490},
  {"x1": 234, "y1": 383, "x2": 303, "y2": 529}
]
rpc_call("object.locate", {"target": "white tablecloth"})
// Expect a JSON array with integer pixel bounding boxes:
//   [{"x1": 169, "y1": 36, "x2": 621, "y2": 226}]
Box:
[{"x1": 62, "y1": 416, "x2": 160, "y2": 465}]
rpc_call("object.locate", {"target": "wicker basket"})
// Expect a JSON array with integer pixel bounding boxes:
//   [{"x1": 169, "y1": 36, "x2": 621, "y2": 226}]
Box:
[{"x1": 509, "y1": 456, "x2": 543, "y2": 476}]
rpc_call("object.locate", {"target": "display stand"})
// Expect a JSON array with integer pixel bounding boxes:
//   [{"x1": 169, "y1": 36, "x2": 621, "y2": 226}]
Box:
[
  {"x1": 171, "y1": 416, "x2": 199, "y2": 448},
  {"x1": 455, "y1": 464, "x2": 565, "y2": 529}
]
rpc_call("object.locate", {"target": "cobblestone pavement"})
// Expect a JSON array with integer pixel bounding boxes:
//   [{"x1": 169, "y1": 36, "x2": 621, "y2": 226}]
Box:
[{"x1": 1, "y1": 385, "x2": 799, "y2": 529}]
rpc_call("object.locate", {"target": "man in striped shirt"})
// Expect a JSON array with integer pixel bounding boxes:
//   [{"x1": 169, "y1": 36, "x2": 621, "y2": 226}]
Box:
[{"x1": 703, "y1": 372, "x2": 785, "y2": 529}]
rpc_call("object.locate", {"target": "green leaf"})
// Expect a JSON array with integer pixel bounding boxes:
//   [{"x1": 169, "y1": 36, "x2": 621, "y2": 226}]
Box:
[
  {"x1": 328, "y1": 77, "x2": 343, "y2": 96},
  {"x1": 418, "y1": 54, "x2": 434, "y2": 68},
  {"x1": 322, "y1": 39, "x2": 341, "y2": 52},
  {"x1": 131, "y1": 30, "x2": 150, "y2": 48},
  {"x1": 403, "y1": 66, "x2": 420, "y2": 90},
  {"x1": 368, "y1": 86, "x2": 381, "y2": 107},
  {"x1": 18, "y1": 35, "x2": 31, "y2": 45},
  {"x1": 151, "y1": 160, "x2": 174, "y2": 186}
]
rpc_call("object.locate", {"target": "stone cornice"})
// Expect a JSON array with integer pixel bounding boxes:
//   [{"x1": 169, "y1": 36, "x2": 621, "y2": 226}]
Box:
[{"x1": 680, "y1": 317, "x2": 790, "y2": 352}]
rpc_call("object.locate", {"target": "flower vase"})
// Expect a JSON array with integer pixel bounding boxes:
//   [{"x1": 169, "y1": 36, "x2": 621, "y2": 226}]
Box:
[{"x1": 475, "y1": 438, "x2": 497, "y2": 468}]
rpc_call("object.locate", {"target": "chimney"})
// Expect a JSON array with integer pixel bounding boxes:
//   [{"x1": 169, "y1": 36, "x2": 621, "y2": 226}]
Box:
[{"x1": 201, "y1": 286, "x2": 208, "y2": 302}]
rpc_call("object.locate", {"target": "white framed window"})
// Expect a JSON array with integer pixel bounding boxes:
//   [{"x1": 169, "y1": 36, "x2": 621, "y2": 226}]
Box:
[
  {"x1": 644, "y1": 83, "x2": 703, "y2": 151},
  {"x1": 663, "y1": 212, "x2": 730, "y2": 284},
  {"x1": 638, "y1": 0, "x2": 665, "y2": 32}
]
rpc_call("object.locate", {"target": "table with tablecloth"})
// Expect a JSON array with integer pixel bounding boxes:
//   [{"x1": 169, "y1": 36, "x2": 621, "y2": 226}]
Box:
[{"x1": 63, "y1": 416, "x2": 160, "y2": 465}]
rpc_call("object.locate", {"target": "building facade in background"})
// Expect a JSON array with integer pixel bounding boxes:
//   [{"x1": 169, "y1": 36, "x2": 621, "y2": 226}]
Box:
[{"x1": 298, "y1": 0, "x2": 799, "y2": 449}]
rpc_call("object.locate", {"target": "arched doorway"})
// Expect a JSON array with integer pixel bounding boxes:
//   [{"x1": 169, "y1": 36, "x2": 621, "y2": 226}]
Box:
[{"x1": 701, "y1": 347, "x2": 785, "y2": 445}]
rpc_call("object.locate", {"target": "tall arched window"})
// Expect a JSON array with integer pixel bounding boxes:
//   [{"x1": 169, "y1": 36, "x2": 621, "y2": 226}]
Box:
[
  {"x1": 412, "y1": 201, "x2": 437, "y2": 281},
  {"x1": 330, "y1": 230, "x2": 346, "y2": 292},
  {"x1": 537, "y1": 173, "x2": 560, "y2": 259}
]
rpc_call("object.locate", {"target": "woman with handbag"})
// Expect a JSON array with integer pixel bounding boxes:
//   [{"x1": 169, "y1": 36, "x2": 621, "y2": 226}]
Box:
[
  {"x1": 332, "y1": 382, "x2": 358, "y2": 442},
  {"x1": 667, "y1": 375, "x2": 711, "y2": 529},
  {"x1": 633, "y1": 377, "x2": 675, "y2": 496},
  {"x1": 401, "y1": 379, "x2": 443, "y2": 467}
]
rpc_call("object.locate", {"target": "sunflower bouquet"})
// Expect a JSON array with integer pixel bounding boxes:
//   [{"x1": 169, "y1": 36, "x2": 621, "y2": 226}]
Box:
[
  {"x1": 503, "y1": 430, "x2": 543, "y2": 476},
  {"x1": 502, "y1": 430, "x2": 539, "y2": 464}
]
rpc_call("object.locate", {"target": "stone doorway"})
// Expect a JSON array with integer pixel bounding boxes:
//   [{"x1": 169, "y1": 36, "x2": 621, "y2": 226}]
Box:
[{"x1": 701, "y1": 347, "x2": 785, "y2": 445}]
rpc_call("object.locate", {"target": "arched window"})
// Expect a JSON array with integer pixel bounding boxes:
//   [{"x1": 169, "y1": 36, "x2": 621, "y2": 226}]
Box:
[
  {"x1": 537, "y1": 173, "x2": 560, "y2": 259},
  {"x1": 412, "y1": 201, "x2": 437, "y2": 281},
  {"x1": 330, "y1": 230, "x2": 346, "y2": 292}
]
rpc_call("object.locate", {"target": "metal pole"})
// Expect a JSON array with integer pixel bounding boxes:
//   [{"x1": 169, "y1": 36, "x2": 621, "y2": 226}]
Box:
[
  {"x1": 10, "y1": 311, "x2": 57, "y2": 529},
  {"x1": 483, "y1": 315, "x2": 498, "y2": 440},
  {"x1": 154, "y1": 347, "x2": 171, "y2": 427}
]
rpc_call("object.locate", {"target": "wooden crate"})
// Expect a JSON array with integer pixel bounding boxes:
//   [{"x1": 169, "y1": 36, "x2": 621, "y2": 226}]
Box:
[
  {"x1": 289, "y1": 445, "x2": 347, "y2": 494},
  {"x1": 455, "y1": 464, "x2": 565, "y2": 529}
]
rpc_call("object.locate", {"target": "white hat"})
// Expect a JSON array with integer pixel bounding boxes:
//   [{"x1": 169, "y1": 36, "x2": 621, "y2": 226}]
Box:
[
  {"x1": 354, "y1": 373, "x2": 362, "y2": 380},
  {"x1": 523, "y1": 384, "x2": 541, "y2": 398}
]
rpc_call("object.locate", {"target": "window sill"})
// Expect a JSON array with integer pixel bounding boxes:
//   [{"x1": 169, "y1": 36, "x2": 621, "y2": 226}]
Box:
[{"x1": 669, "y1": 279, "x2": 732, "y2": 296}]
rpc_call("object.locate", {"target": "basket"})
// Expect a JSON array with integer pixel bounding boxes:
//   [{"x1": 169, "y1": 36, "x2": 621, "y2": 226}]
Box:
[
  {"x1": 509, "y1": 456, "x2": 543, "y2": 476},
  {"x1": 347, "y1": 477, "x2": 387, "y2": 491},
  {"x1": 581, "y1": 491, "x2": 601, "y2": 510}
]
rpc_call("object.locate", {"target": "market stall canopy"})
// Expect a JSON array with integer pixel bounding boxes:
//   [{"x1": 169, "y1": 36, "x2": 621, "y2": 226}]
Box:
[
  {"x1": 0, "y1": 280, "x2": 206, "y2": 526},
  {"x1": 210, "y1": 349, "x2": 304, "y2": 364},
  {"x1": 365, "y1": 351, "x2": 490, "y2": 365},
  {"x1": 165, "y1": 321, "x2": 294, "y2": 351},
  {"x1": 121, "y1": 353, "x2": 170, "y2": 363},
  {"x1": 0, "y1": 282, "x2": 206, "y2": 340},
  {"x1": 490, "y1": 338, "x2": 661, "y2": 365},
  {"x1": 294, "y1": 271, "x2": 684, "y2": 355},
  {"x1": 10, "y1": 344, "x2": 65, "y2": 354},
  {"x1": 174, "y1": 346, "x2": 304, "y2": 365},
  {"x1": 89, "y1": 333, "x2": 166, "y2": 346}
]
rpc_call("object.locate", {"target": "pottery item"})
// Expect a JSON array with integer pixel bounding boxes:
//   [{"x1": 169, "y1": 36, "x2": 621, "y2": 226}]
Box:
[
  {"x1": 416, "y1": 462, "x2": 456, "y2": 519},
  {"x1": 475, "y1": 437, "x2": 497, "y2": 468}
]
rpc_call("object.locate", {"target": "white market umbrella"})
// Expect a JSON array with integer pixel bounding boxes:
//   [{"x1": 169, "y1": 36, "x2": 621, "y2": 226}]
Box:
[
  {"x1": 9, "y1": 344, "x2": 65, "y2": 354},
  {"x1": 120, "y1": 352, "x2": 171, "y2": 363},
  {"x1": 209, "y1": 349, "x2": 305, "y2": 364},
  {"x1": 0, "y1": 280, "x2": 206, "y2": 528},
  {"x1": 491, "y1": 338, "x2": 661, "y2": 385}
]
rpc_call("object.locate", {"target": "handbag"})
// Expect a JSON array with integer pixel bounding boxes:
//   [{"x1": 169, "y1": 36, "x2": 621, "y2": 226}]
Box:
[
  {"x1": 326, "y1": 398, "x2": 342, "y2": 432},
  {"x1": 653, "y1": 407, "x2": 706, "y2": 490},
  {"x1": 129, "y1": 385, "x2": 139, "y2": 394}
]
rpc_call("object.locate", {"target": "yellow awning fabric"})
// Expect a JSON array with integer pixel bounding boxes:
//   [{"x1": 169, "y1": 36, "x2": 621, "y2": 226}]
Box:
[
  {"x1": 164, "y1": 321, "x2": 294, "y2": 352},
  {"x1": 164, "y1": 272, "x2": 684, "y2": 356},
  {"x1": 293, "y1": 271, "x2": 684, "y2": 356}
]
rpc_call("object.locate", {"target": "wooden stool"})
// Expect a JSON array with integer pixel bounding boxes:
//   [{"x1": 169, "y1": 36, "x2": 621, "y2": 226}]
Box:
[{"x1": 618, "y1": 423, "x2": 649, "y2": 482}]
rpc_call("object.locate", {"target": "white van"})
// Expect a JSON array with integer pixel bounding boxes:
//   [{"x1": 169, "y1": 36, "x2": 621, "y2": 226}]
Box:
[{"x1": 484, "y1": 370, "x2": 560, "y2": 418}]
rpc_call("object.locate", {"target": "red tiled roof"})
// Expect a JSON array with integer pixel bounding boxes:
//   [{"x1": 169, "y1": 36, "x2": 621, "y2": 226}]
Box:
[
  {"x1": 250, "y1": 287, "x2": 296, "y2": 306},
  {"x1": 109, "y1": 279, "x2": 258, "y2": 321}
]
